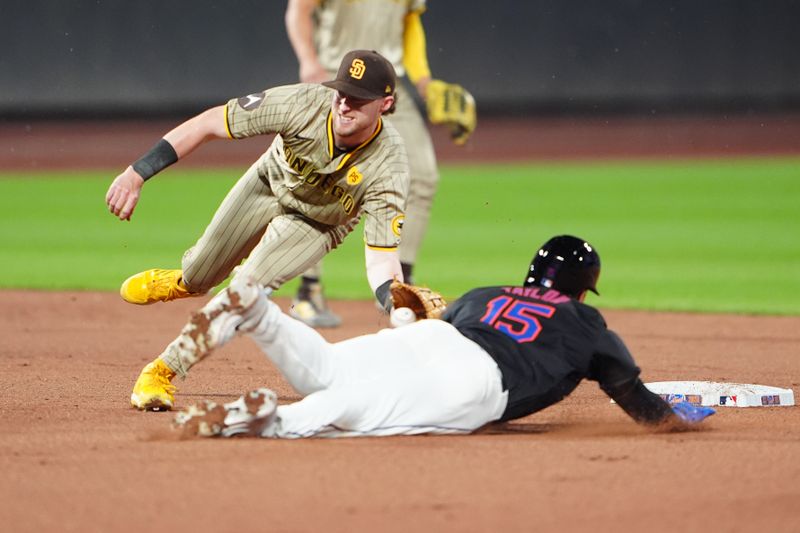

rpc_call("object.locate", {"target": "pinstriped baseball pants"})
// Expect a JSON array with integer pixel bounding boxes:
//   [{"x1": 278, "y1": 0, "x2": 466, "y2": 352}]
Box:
[{"x1": 181, "y1": 161, "x2": 355, "y2": 293}]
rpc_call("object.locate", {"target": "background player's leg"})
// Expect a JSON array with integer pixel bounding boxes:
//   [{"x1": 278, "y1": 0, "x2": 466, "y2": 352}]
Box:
[
  {"x1": 389, "y1": 83, "x2": 440, "y2": 283},
  {"x1": 181, "y1": 161, "x2": 283, "y2": 293},
  {"x1": 291, "y1": 262, "x2": 342, "y2": 328}
]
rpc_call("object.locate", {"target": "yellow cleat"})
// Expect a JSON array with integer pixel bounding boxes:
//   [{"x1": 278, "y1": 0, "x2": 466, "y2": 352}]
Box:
[
  {"x1": 120, "y1": 268, "x2": 199, "y2": 305},
  {"x1": 131, "y1": 359, "x2": 178, "y2": 411}
]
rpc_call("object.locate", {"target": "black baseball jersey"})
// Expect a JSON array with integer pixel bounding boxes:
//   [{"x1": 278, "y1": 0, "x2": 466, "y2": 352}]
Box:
[{"x1": 442, "y1": 285, "x2": 643, "y2": 422}]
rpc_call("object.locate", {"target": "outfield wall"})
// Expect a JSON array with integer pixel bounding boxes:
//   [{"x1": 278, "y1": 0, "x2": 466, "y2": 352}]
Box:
[{"x1": 3, "y1": 0, "x2": 799, "y2": 117}]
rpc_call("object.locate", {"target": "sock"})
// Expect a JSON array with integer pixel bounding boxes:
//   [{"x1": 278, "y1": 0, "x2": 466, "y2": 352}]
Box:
[
  {"x1": 297, "y1": 276, "x2": 320, "y2": 300},
  {"x1": 159, "y1": 349, "x2": 185, "y2": 377},
  {"x1": 401, "y1": 262, "x2": 414, "y2": 285},
  {"x1": 158, "y1": 326, "x2": 202, "y2": 378}
]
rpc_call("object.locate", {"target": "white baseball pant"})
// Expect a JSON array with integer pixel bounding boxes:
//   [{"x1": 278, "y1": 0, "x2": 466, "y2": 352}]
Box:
[{"x1": 249, "y1": 305, "x2": 508, "y2": 438}]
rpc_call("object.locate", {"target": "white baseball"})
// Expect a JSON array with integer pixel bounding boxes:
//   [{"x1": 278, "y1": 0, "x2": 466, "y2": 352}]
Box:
[{"x1": 390, "y1": 307, "x2": 417, "y2": 328}]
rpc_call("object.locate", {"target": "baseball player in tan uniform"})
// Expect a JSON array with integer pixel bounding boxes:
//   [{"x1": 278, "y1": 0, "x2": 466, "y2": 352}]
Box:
[
  {"x1": 285, "y1": 0, "x2": 475, "y2": 327},
  {"x1": 105, "y1": 50, "x2": 409, "y2": 411}
]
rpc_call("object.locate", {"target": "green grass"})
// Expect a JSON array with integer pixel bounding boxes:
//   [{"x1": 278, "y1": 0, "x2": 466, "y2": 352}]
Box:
[{"x1": 1, "y1": 157, "x2": 798, "y2": 315}]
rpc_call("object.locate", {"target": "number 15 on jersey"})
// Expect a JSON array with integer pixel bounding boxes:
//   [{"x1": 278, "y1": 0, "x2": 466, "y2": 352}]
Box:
[{"x1": 480, "y1": 296, "x2": 556, "y2": 343}]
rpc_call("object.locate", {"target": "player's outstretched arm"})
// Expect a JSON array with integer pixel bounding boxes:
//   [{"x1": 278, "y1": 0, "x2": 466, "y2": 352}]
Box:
[
  {"x1": 365, "y1": 245, "x2": 403, "y2": 311},
  {"x1": 592, "y1": 330, "x2": 714, "y2": 430},
  {"x1": 105, "y1": 105, "x2": 228, "y2": 221},
  {"x1": 607, "y1": 378, "x2": 677, "y2": 425},
  {"x1": 162, "y1": 105, "x2": 229, "y2": 159},
  {"x1": 606, "y1": 378, "x2": 715, "y2": 431},
  {"x1": 105, "y1": 167, "x2": 145, "y2": 221}
]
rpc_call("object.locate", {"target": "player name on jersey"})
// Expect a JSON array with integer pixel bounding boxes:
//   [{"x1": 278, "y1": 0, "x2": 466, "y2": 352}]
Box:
[{"x1": 502, "y1": 286, "x2": 571, "y2": 304}]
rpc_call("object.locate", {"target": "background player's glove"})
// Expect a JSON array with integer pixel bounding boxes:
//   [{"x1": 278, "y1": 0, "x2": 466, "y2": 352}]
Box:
[
  {"x1": 425, "y1": 80, "x2": 476, "y2": 145},
  {"x1": 389, "y1": 279, "x2": 448, "y2": 320},
  {"x1": 671, "y1": 401, "x2": 716, "y2": 424}
]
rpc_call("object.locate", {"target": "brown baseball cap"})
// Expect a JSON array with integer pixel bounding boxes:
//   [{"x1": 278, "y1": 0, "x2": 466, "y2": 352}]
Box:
[{"x1": 322, "y1": 49, "x2": 396, "y2": 100}]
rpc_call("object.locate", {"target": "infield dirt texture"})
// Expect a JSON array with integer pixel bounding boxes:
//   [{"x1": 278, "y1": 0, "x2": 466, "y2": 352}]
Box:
[{"x1": 1, "y1": 116, "x2": 799, "y2": 532}]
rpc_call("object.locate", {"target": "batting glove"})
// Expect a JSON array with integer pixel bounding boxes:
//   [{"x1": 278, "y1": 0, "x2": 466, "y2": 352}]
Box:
[{"x1": 671, "y1": 401, "x2": 716, "y2": 424}]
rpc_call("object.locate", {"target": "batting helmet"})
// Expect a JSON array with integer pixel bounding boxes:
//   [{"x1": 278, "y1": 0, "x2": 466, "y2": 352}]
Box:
[{"x1": 524, "y1": 235, "x2": 601, "y2": 297}]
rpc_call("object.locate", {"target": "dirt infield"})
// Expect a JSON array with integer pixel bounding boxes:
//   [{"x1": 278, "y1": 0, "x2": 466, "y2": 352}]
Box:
[
  {"x1": 1, "y1": 290, "x2": 798, "y2": 532},
  {"x1": 2, "y1": 116, "x2": 799, "y2": 532}
]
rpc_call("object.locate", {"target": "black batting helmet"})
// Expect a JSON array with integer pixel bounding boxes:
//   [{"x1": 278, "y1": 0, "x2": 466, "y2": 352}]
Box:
[{"x1": 524, "y1": 235, "x2": 601, "y2": 297}]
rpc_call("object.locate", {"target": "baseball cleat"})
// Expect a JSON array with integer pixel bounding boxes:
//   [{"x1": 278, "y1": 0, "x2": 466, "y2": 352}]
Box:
[
  {"x1": 289, "y1": 282, "x2": 342, "y2": 328},
  {"x1": 131, "y1": 359, "x2": 178, "y2": 411},
  {"x1": 173, "y1": 388, "x2": 278, "y2": 438},
  {"x1": 120, "y1": 268, "x2": 201, "y2": 305}
]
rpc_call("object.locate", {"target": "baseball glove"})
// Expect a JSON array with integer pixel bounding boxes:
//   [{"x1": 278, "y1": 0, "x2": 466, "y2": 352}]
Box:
[
  {"x1": 390, "y1": 279, "x2": 448, "y2": 320},
  {"x1": 425, "y1": 79, "x2": 477, "y2": 145}
]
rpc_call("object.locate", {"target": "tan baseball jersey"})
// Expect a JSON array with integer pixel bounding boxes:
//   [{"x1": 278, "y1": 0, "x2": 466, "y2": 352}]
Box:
[
  {"x1": 225, "y1": 83, "x2": 409, "y2": 249},
  {"x1": 179, "y1": 82, "x2": 408, "y2": 295},
  {"x1": 314, "y1": 0, "x2": 427, "y2": 77},
  {"x1": 307, "y1": 0, "x2": 437, "y2": 269}
]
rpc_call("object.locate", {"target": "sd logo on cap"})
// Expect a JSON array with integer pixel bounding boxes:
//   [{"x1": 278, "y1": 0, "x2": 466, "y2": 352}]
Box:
[{"x1": 323, "y1": 50, "x2": 397, "y2": 100}]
